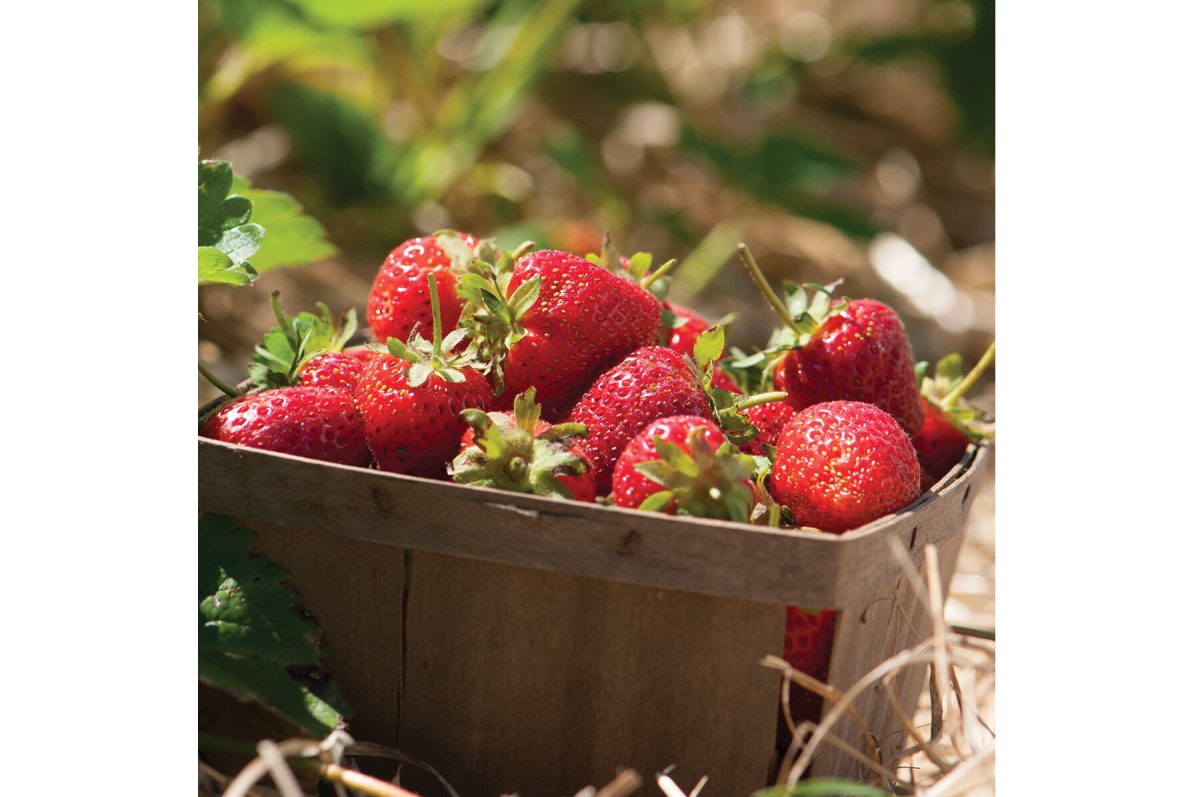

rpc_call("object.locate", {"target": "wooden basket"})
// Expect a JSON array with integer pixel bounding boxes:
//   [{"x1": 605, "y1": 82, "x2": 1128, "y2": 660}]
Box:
[{"x1": 199, "y1": 436, "x2": 989, "y2": 796}]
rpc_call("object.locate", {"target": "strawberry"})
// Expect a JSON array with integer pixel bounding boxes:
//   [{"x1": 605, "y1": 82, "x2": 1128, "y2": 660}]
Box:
[
  {"x1": 248, "y1": 292, "x2": 360, "y2": 391},
  {"x1": 913, "y1": 343, "x2": 995, "y2": 489},
  {"x1": 200, "y1": 386, "x2": 372, "y2": 467},
  {"x1": 566, "y1": 347, "x2": 712, "y2": 494},
  {"x1": 355, "y1": 275, "x2": 492, "y2": 478},
  {"x1": 662, "y1": 302, "x2": 710, "y2": 356},
  {"x1": 450, "y1": 389, "x2": 595, "y2": 501},
  {"x1": 739, "y1": 400, "x2": 796, "y2": 456},
  {"x1": 711, "y1": 366, "x2": 742, "y2": 395},
  {"x1": 770, "y1": 400, "x2": 920, "y2": 533},
  {"x1": 737, "y1": 245, "x2": 924, "y2": 436},
  {"x1": 611, "y1": 415, "x2": 757, "y2": 521},
  {"x1": 366, "y1": 231, "x2": 481, "y2": 345},
  {"x1": 458, "y1": 248, "x2": 663, "y2": 415},
  {"x1": 299, "y1": 351, "x2": 379, "y2": 392},
  {"x1": 782, "y1": 608, "x2": 838, "y2": 724}
]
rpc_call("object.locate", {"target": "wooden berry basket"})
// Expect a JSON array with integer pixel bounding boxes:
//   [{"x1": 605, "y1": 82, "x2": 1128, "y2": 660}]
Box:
[{"x1": 198, "y1": 435, "x2": 989, "y2": 796}]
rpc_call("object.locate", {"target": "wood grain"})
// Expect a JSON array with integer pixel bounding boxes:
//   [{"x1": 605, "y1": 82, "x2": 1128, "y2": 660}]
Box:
[{"x1": 252, "y1": 524, "x2": 783, "y2": 797}]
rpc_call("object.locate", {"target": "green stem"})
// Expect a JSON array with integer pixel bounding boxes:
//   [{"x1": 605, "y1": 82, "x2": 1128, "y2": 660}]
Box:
[
  {"x1": 720, "y1": 391, "x2": 789, "y2": 415},
  {"x1": 942, "y1": 342, "x2": 995, "y2": 407},
  {"x1": 427, "y1": 272, "x2": 444, "y2": 354},
  {"x1": 269, "y1": 290, "x2": 289, "y2": 337},
  {"x1": 736, "y1": 244, "x2": 803, "y2": 338},
  {"x1": 639, "y1": 258, "x2": 678, "y2": 290},
  {"x1": 512, "y1": 240, "x2": 536, "y2": 260},
  {"x1": 198, "y1": 360, "x2": 241, "y2": 398}
]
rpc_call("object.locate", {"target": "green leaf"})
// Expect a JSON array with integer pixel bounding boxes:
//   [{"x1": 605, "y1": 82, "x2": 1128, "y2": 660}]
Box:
[
  {"x1": 198, "y1": 515, "x2": 350, "y2": 735},
  {"x1": 507, "y1": 276, "x2": 541, "y2": 319},
  {"x1": 199, "y1": 651, "x2": 342, "y2": 737},
  {"x1": 638, "y1": 491, "x2": 675, "y2": 513},
  {"x1": 626, "y1": 252, "x2": 653, "y2": 279},
  {"x1": 231, "y1": 180, "x2": 336, "y2": 271},
  {"x1": 199, "y1": 247, "x2": 257, "y2": 286},
  {"x1": 214, "y1": 222, "x2": 265, "y2": 263},
  {"x1": 692, "y1": 326, "x2": 725, "y2": 369},
  {"x1": 651, "y1": 437, "x2": 701, "y2": 479}
]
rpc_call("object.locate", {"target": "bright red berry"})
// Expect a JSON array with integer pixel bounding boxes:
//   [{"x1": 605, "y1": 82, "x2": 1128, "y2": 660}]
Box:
[
  {"x1": 913, "y1": 344, "x2": 995, "y2": 489},
  {"x1": 663, "y1": 302, "x2": 710, "y2": 356},
  {"x1": 354, "y1": 355, "x2": 491, "y2": 478},
  {"x1": 566, "y1": 347, "x2": 712, "y2": 495},
  {"x1": 356, "y1": 272, "x2": 493, "y2": 478},
  {"x1": 913, "y1": 398, "x2": 969, "y2": 490},
  {"x1": 770, "y1": 401, "x2": 920, "y2": 533},
  {"x1": 782, "y1": 608, "x2": 837, "y2": 723},
  {"x1": 739, "y1": 400, "x2": 796, "y2": 456},
  {"x1": 366, "y1": 232, "x2": 479, "y2": 344},
  {"x1": 298, "y1": 351, "x2": 380, "y2": 393},
  {"x1": 493, "y1": 250, "x2": 662, "y2": 414},
  {"x1": 774, "y1": 299, "x2": 924, "y2": 436},
  {"x1": 611, "y1": 415, "x2": 756, "y2": 521},
  {"x1": 200, "y1": 386, "x2": 372, "y2": 467}
]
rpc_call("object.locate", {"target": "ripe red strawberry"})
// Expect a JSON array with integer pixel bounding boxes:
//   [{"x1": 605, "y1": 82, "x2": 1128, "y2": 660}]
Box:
[
  {"x1": 566, "y1": 347, "x2": 712, "y2": 494},
  {"x1": 611, "y1": 415, "x2": 756, "y2": 521},
  {"x1": 662, "y1": 302, "x2": 710, "y2": 356},
  {"x1": 711, "y1": 367, "x2": 742, "y2": 395},
  {"x1": 738, "y1": 245, "x2": 924, "y2": 436},
  {"x1": 460, "y1": 249, "x2": 662, "y2": 415},
  {"x1": 366, "y1": 231, "x2": 480, "y2": 345},
  {"x1": 200, "y1": 386, "x2": 372, "y2": 467},
  {"x1": 913, "y1": 343, "x2": 995, "y2": 489},
  {"x1": 771, "y1": 401, "x2": 920, "y2": 533},
  {"x1": 450, "y1": 389, "x2": 595, "y2": 501},
  {"x1": 782, "y1": 608, "x2": 838, "y2": 724},
  {"x1": 739, "y1": 400, "x2": 796, "y2": 456},
  {"x1": 299, "y1": 351, "x2": 381, "y2": 392},
  {"x1": 355, "y1": 275, "x2": 492, "y2": 478}
]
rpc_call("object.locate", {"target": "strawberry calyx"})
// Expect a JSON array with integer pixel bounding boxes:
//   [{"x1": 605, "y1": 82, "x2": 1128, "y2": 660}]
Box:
[
  {"x1": 454, "y1": 241, "x2": 541, "y2": 396},
  {"x1": 636, "y1": 426, "x2": 758, "y2": 522},
  {"x1": 449, "y1": 388, "x2": 590, "y2": 500},
  {"x1": 376, "y1": 273, "x2": 483, "y2": 387},
  {"x1": 916, "y1": 342, "x2": 996, "y2": 440},
  {"x1": 732, "y1": 242, "x2": 850, "y2": 381},
  {"x1": 584, "y1": 231, "x2": 678, "y2": 299},
  {"x1": 247, "y1": 291, "x2": 358, "y2": 390},
  {"x1": 429, "y1": 229, "x2": 497, "y2": 276},
  {"x1": 689, "y1": 324, "x2": 788, "y2": 447}
]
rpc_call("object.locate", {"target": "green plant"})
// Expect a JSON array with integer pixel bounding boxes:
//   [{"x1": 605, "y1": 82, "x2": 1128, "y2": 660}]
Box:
[{"x1": 198, "y1": 514, "x2": 352, "y2": 736}]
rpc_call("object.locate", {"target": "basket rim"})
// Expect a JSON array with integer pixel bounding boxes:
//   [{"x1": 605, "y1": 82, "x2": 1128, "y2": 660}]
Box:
[{"x1": 198, "y1": 435, "x2": 989, "y2": 607}]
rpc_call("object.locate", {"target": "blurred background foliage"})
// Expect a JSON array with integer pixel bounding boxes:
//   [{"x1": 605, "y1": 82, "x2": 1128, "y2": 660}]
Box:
[{"x1": 198, "y1": 0, "x2": 994, "y2": 404}]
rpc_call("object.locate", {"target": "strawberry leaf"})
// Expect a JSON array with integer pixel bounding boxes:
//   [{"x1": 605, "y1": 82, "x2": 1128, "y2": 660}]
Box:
[
  {"x1": 231, "y1": 176, "x2": 337, "y2": 271},
  {"x1": 198, "y1": 515, "x2": 350, "y2": 735},
  {"x1": 199, "y1": 247, "x2": 257, "y2": 286},
  {"x1": 692, "y1": 326, "x2": 726, "y2": 371}
]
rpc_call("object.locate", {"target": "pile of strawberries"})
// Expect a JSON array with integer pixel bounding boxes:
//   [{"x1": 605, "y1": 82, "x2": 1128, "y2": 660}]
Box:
[
  {"x1": 200, "y1": 232, "x2": 993, "y2": 719},
  {"x1": 202, "y1": 232, "x2": 991, "y2": 525}
]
